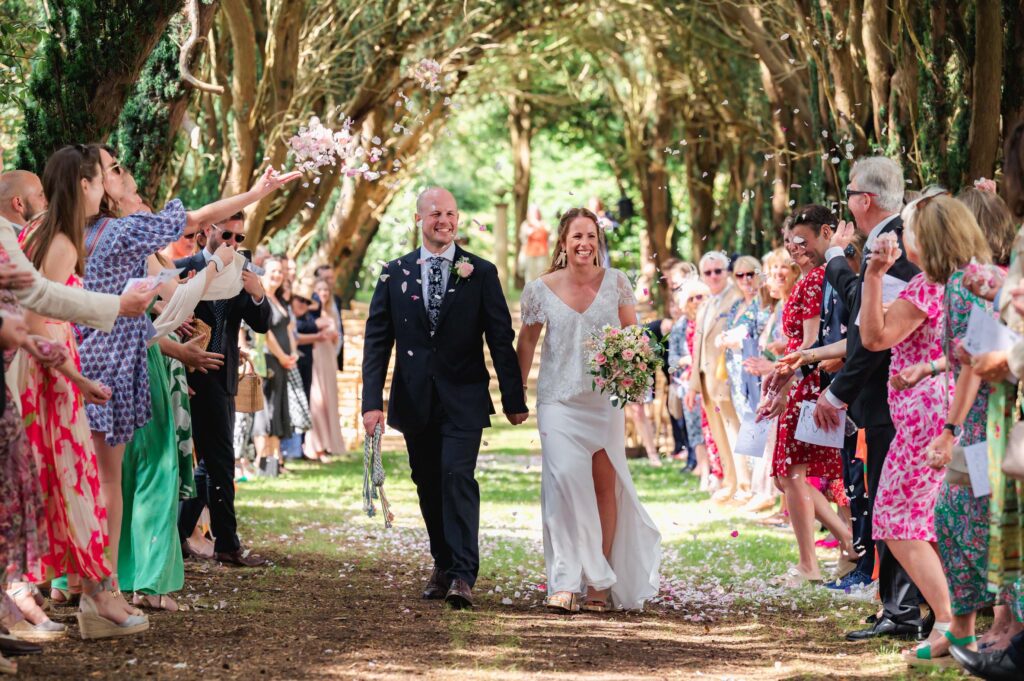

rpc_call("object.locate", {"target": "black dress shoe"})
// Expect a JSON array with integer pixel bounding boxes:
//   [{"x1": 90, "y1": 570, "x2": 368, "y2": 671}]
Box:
[
  {"x1": 865, "y1": 614, "x2": 877, "y2": 625},
  {"x1": 950, "y1": 645, "x2": 1024, "y2": 681},
  {"x1": 845, "y1": 616, "x2": 919, "y2": 641},
  {"x1": 444, "y1": 579, "x2": 473, "y2": 610},
  {"x1": 422, "y1": 566, "x2": 448, "y2": 600},
  {"x1": 0, "y1": 634, "x2": 42, "y2": 656}
]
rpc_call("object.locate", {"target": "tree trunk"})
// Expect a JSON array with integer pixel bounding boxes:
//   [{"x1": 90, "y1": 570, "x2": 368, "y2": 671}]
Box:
[
  {"x1": 15, "y1": 0, "x2": 186, "y2": 173},
  {"x1": 862, "y1": 0, "x2": 892, "y2": 143},
  {"x1": 968, "y1": 0, "x2": 1004, "y2": 181},
  {"x1": 221, "y1": 0, "x2": 258, "y2": 196},
  {"x1": 508, "y1": 92, "x2": 533, "y2": 289},
  {"x1": 116, "y1": 1, "x2": 220, "y2": 199}
]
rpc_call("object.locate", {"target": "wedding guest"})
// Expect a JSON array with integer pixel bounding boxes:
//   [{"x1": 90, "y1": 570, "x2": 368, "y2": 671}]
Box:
[
  {"x1": 120, "y1": 245, "x2": 233, "y2": 613},
  {"x1": 291, "y1": 280, "x2": 318, "y2": 398},
  {"x1": 950, "y1": 122, "x2": 1024, "y2": 680},
  {"x1": 305, "y1": 278, "x2": 346, "y2": 459},
  {"x1": 819, "y1": 156, "x2": 929, "y2": 642},
  {"x1": 757, "y1": 208, "x2": 853, "y2": 586},
  {"x1": 0, "y1": 170, "x2": 46, "y2": 229},
  {"x1": 669, "y1": 279, "x2": 711, "y2": 487},
  {"x1": 686, "y1": 251, "x2": 747, "y2": 502},
  {"x1": 859, "y1": 191, "x2": 988, "y2": 666},
  {"x1": 313, "y1": 263, "x2": 344, "y2": 371},
  {"x1": 15, "y1": 146, "x2": 130, "y2": 637},
  {"x1": 519, "y1": 204, "x2": 551, "y2": 284},
  {"x1": 176, "y1": 211, "x2": 278, "y2": 567},
  {"x1": 912, "y1": 187, "x2": 1014, "y2": 665},
  {"x1": 80, "y1": 147, "x2": 294, "y2": 585},
  {"x1": 251, "y1": 257, "x2": 295, "y2": 474}
]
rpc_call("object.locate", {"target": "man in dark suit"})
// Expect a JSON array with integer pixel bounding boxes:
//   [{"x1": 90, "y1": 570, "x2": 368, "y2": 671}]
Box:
[
  {"x1": 811, "y1": 157, "x2": 929, "y2": 641},
  {"x1": 176, "y1": 211, "x2": 273, "y2": 567},
  {"x1": 362, "y1": 187, "x2": 528, "y2": 609}
]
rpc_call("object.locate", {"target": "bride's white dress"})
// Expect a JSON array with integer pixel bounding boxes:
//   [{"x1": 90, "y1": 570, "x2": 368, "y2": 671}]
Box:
[{"x1": 520, "y1": 268, "x2": 661, "y2": 610}]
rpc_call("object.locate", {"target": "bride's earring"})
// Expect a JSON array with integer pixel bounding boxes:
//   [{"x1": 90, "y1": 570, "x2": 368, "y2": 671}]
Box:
[{"x1": 556, "y1": 249, "x2": 567, "y2": 267}]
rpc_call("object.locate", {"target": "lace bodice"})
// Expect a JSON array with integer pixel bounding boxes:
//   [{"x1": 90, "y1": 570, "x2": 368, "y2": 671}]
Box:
[{"x1": 520, "y1": 268, "x2": 636, "y2": 404}]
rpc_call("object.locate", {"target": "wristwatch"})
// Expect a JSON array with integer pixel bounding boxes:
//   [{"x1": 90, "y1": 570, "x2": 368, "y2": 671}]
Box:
[{"x1": 942, "y1": 423, "x2": 962, "y2": 437}]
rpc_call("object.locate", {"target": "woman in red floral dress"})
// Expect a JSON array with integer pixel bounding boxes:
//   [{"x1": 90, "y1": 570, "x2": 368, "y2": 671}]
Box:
[{"x1": 761, "y1": 206, "x2": 853, "y2": 586}]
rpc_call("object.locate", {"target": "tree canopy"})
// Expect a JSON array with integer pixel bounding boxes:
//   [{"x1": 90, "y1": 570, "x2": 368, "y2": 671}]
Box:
[{"x1": 3, "y1": 0, "x2": 1022, "y2": 300}]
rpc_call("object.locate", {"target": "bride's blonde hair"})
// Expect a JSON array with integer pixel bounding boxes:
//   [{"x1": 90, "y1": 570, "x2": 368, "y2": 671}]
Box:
[{"x1": 546, "y1": 207, "x2": 607, "y2": 273}]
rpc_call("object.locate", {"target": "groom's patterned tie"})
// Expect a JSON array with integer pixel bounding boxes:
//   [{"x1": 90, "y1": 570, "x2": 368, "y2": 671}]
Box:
[{"x1": 427, "y1": 256, "x2": 445, "y2": 335}]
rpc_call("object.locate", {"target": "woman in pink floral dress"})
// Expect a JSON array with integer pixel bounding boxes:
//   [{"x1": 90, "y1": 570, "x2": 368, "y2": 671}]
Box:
[{"x1": 859, "y1": 193, "x2": 991, "y2": 666}]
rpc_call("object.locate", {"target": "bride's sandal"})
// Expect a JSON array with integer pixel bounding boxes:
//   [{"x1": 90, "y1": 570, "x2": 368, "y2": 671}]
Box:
[
  {"x1": 582, "y1": 598, "x2": 609, "y2": 613},
  {"x1": 545, "y1": 591, "x2": 580, "y2": 613}
]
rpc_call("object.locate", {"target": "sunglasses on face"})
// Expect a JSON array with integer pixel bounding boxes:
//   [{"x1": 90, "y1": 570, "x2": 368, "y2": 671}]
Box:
[
  {"x1": 702, "y1": 268, "x2": 724, "y2": 277},
  {"x1": 845, "y1": 188, "x2": 877, "y2": 200},
  {"x1": 215, "y1": 226, "x2": 246, "y2": 243},
  {"x1": 691, "y1": 294, "x2": 706, "y2": 302},
  {"x1": 735, "y1": 271, "x2": 759, "y2": 280}
]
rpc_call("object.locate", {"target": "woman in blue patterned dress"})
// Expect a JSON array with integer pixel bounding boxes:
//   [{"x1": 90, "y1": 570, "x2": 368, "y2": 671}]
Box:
[{"x1": 77, "y1": 145, "x2": 299, "y2": 618}]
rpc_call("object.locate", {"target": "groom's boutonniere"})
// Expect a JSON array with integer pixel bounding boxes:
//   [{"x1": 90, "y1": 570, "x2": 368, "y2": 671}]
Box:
[{"x1": 451, "y1": 256, "x2": 474, "y2": 280}]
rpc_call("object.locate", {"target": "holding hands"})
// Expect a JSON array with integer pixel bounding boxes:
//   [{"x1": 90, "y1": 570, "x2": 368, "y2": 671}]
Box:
[{"x1": 0, "y1": 263, "x2": 35, "y2": 291}]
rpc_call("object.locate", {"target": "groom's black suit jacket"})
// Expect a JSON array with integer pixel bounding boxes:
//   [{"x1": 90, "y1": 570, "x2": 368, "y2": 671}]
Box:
[
  {"x1": 824, "y1": 216, "x2": 920, "y2": 428},
  {"x1": 361, "y1": 245, "x2": 527, "y2": 434}
]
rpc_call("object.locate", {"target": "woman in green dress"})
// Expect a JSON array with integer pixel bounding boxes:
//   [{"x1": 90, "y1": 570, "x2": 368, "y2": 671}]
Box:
[{"x1": 120, "y1": 247, "x2": 233, "y2": 610}]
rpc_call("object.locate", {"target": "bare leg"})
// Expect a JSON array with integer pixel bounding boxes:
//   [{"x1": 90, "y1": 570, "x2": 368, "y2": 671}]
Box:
[
  {"x1": 91, "y1": 432, "x2": 137, "y2": 617},
  {"x1": 886, "y1": 540, "x2": 954, "y2": 655},
  {"x1": 253, "y1": 434, "x2": 269, "y2": 470},
  {"x1": 806, "y1": 483, "x2": 855, "y2": 558},
  {"x1": 775, "y1": 464, "x2": 820, "y2": 579},
  {"x1": 588, "y1": 449, "x2": 617, "y2": 602},
  {"x1": 626, "y1": 405, "x2": 660, "y2": 466},
  {"x1": 950, "y1": 611, "x2": 979, "y2": 651}
]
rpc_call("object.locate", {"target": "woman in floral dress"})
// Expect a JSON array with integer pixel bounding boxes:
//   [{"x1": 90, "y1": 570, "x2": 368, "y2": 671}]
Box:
[
  {"x1": 859, "y1": 193, "x2": 990, "y2": 665},
  {"x1": 760, "y1": 206, "x2": 852, "y2": 586},
  {"x1": 76, "y1": 144, "x2": 300, "y2": 616},
  {"x1": 924, "y1": 186, "x2": 1019, "y2": 653},
  {"x1": 16, "y1": 146, "x2": 149, "y2": 637}
]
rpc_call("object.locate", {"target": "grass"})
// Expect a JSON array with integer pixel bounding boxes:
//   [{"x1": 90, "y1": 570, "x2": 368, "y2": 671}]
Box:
[{"x1": 230, "y1": 416, "x2": 960, "y2": 678}]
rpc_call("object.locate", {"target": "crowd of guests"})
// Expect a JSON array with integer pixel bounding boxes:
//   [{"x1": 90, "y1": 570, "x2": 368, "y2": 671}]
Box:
[
  {"x1": 644, "y1": 140, "x2": 1024, "y2": 678},
  {"x1": 0, "y1": 143, "x2": 346, "y2": 674}
]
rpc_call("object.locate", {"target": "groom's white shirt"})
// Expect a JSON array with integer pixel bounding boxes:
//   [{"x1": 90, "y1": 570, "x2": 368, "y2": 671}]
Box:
[{"x1": 419, "y1": 242, "x2": 456, "y2": 310}]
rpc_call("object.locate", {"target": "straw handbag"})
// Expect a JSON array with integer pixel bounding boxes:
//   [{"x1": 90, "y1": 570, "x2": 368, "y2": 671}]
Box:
[
  {"x1": 235, "y1": 359, "x2": 264, "y2": 413},
  {"x1": 192, "y1": 319, "x2": 212, "y2": 351}
]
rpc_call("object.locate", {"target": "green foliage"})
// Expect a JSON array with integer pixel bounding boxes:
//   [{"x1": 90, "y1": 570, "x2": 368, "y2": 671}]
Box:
[
  {"x1": 111, "y1": 23, "x2": 185, "y2": 198},
  {"x1": 0, "y1": 0, "x2": 45, "y2": 163},
  {"x1": 15, "y1": 0, "x2": 184, "y2": 174}
]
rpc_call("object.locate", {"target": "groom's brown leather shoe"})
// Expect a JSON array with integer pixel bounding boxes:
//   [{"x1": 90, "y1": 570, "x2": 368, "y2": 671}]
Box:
[
  {"x1": 444, "y1": 579, "x2": 473, "y2": 610},
  {"x1": 422, "y1": 566, "x2": 448, "y2": 600}
]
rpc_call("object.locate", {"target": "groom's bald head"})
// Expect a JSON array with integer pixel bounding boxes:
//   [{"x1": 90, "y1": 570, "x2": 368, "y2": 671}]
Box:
[{"x1": 416, "y1": 187, "x2": 459, "y2": 253}]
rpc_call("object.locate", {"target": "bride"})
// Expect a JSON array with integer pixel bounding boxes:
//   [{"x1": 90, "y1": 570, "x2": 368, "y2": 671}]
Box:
[{"x1": 516, "y1": 207, "x2": 661, "y2": 612}]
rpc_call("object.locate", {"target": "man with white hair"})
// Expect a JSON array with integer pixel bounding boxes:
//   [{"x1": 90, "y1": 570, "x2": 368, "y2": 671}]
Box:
[
  {"x1": 817, "y1": 156, "x2": 929, "y2": 642},
  {"x1": 685, "y1": 250, "x2": 746, "y2": 502},
  {"x1": 0, "y1": 170, "x2": 46, "y2": 229}
]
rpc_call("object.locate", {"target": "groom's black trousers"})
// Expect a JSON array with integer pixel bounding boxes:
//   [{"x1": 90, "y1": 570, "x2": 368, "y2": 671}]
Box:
[{"x1": 404, "y1": 389, "x2": 483, "y2": 587}]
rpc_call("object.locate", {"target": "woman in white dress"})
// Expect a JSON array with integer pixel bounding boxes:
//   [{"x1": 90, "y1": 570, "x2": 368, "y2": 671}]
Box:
[{"x1": 516, "y1": 207, "x2": 661, "y2": 613}]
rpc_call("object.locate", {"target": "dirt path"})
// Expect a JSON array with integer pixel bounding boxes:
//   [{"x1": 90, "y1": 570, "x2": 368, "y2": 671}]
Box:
[{"x1": 19, "y1": 546, "x2": 904, "y2": 680}]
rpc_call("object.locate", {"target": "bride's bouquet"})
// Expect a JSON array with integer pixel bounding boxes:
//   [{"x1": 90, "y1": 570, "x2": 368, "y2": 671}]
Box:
[{"x1": 586, "y1": 325, "x2": 664, "y2": 408}]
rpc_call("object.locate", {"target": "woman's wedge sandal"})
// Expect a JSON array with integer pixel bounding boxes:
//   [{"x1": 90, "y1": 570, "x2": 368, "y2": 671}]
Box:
[
  {"x1": 903, "y1": 630, "x2": 977, "y2": 667},
  {"x1": 581, "y1": 599, "x2": 608, "y2": 613},
  {"x1": 544, "y1": 591, "x2": 580, "y2": 613},
  {"x1": 76, "y1": 594, "x2": 149, "y2": 640}
]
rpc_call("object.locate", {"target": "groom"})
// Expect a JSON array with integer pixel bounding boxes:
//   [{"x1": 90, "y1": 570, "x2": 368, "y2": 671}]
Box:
[{"x1": 361, "y1": 187, "x2": 528, "y2": 609}]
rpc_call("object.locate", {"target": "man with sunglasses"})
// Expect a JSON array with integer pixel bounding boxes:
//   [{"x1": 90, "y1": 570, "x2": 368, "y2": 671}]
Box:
[
  {"x1": 175, "y1": 212, "x2": 272, "y2": 567},
  {"x1": 685, "y1": 251, "x2": 747, "y2": 503},
  {"x1": 816, "y1": 156, "x2": 929, "y2": 643}
]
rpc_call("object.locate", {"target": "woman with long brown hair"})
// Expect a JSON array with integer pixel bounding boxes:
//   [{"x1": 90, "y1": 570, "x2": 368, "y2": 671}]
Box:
[
  {"x1": 516, "y1": 207, "x2": 660, "y2": 613},
  {"x1": 17, "y1": 144, "x2": 147, "y2": 638}
]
